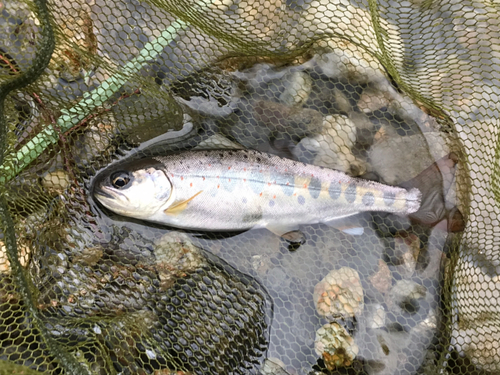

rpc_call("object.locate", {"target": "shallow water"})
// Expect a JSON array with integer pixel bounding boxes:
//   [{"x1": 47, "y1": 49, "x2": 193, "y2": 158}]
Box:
[{"x1": 23, "y1": 49, "x2": 463, "y2": 375}]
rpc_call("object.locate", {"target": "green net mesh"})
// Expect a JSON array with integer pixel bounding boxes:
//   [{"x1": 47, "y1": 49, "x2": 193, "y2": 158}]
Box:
[{"x1": 0, "y1": 0, "x2": 498, "y2": 373}]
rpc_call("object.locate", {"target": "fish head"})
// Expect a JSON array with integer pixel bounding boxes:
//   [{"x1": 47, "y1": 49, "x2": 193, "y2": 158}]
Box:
[{"x1": 93, "y1": 159, "x2": 172, "y2": 219}]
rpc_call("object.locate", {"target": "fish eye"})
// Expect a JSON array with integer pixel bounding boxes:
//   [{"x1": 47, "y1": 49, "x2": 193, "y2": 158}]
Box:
[{"x1": 110, "y1": 171, "x2": 131, "y2": 189}]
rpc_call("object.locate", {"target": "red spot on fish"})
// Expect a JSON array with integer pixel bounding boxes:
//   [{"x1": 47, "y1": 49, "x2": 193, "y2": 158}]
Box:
[
  {"x1": 228, "y1": 179, "x2": 231, "y2": 182},
  {"x1": 208, "y1": 164, "x2": 212, "y2": 167},
  {"x1": 273, "y1": 195, "x2": 276, "y2": 199},
  {"x1": 171, "y1": 174, "x2": 174, "y2": 177},
  {"x1": 228, "y1": 167, "x2": 231, "y2": 170},
  {"x1": 303, "y1": 184, "x2": 307, "y2": 188},
  {"x1": 286, "y1": 182, "x2": 289, "y2": 185},
  {"x1": 293, "y1": 193, "x2": 297, "y2": 196},
  {"x1": 244, "y1": 168, "x2": 247, "y2": 171},
  {"x1": 217, "y1": 176, "x2": 219, "y2": 179},
  {"x1": 217, "y1": 184, "x2": 220, "y2": 189},
  {"x1": 268, "y1": 182, "x2": 271, "y2": 186},
  {"x1": 190, "y1": 183, "x2": 193, "y2": 187},
  {"x1": 181, "y1": 176, "x2": 184, "y2": 181},
  {"x1": 244, "y1": 179, "x2": 246, "y2": 182},
  {"x1": 260, "y1": 192, "x2": 263, "y2": 197},
  {"x1": 202, "y1": 177, "x2": 205, "y2": 181},
  {"x1": 259, "y1": 170, "x2": 263, "y2": 173}
]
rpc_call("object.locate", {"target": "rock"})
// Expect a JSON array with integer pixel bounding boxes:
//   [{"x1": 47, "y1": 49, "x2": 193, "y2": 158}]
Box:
[
  {"x1": 260, "y1": 358, "x2": 290, "y2": 375},
  {"x1": 153, "y1": 232, "x2": 208, "y2": 290},
  {"x1": 279, "y1": 71, "x2": 312, "y2": 107},
  {"x1": 357, "y1": 85, "x2": 393, "y2": 113},
  {"x1": 451, "y1": 251, "x2": 500, "y2": 372},
  {"x1": 254, "y1": 100, "x2": 323, "y2": 138},
  {"x1": 0, "y1": 240, "x2": 30, "y2": 274},
  {"x1": 368, "y1": 132, "x2": 450, "y2": 185},
  {"x1": 314, "y1": 322, "x2": 359, "y2": 370},
  {"x1": 296, "y1": 114, "x2": 366, "y2": 175},
  {"x1": 41, "y1": 170, "x2": 71, "y2": 194},
  {"x1": 314, "y1": 267, "x2": 364, "y2": 318},
  {"x1": 306, "y1": 38, "x2": 390, "y2": 85},
  {"x1": 369, "y1": 259, "x2": 392, "y2": 295}
]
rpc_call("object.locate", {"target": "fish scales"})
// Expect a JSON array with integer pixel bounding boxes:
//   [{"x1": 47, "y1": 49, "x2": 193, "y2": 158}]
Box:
[{"x1": 94, "y1": 149, "x2": 421, "y2": 234}]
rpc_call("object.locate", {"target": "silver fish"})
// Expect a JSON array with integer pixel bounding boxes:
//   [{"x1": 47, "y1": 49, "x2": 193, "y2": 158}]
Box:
[{"x1": 93, "y1": 149, "x2": 421, "y2": 236}]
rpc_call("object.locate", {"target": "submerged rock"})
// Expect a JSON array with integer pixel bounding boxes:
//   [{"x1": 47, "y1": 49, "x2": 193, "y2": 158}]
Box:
[
  {"x1": 314, "y1": 322, "x2": 359, "y2": 370},
  {"x1": 314, "y1": 267, "x2": 364, "y2": 319}
]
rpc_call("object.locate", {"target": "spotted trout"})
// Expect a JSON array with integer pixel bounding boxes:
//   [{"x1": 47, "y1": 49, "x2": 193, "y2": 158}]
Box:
[{"x1": 93, "y1": 149, "x2": 421, "y2": 236}]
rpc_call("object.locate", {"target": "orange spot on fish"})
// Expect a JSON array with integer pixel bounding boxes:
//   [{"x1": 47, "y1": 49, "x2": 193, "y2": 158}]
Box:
[
  {"x1": 190, "y1": 182, "x2": 193, "y2": 187},
  {"x1": 273, "y1": 195, "x2": 276, "y2": 199},
  {"x1": 228, "y1": 167, "x2": 231, "y2": 170},
  {"x1": 181, "y1": 176, "x2": 184, "y2": 181},
  {"x1": 171, "y1": 174, "x2": 174, "y2": 177},
  {"x1": 217, "y1": 184, "x2": 220, "y2": 189},
  {"x1": 244, "y1": 168, "x2": 247, "y2": 171},
  {"x1": 228, "y1": 179, "x2": 231, "y2": 182},
  {"x1": 293, "y1": 193, "x2": 297, "y2": 196},
  {"x1": 244, "y1": 179, "x2": 246, "y2": 182},
  {"x1": 286, "y1": 182, "x2": 290, "y2": 185},
  {"x1": 217, "y1": 176, "x2": 219, "y2": 179},
  {"x1": 260, "y1": 192, "x2": 263, "y2": 197},
  {"x1": 303, "y1": 184, "x2": 307, "y2": 188},
  {"x1": 202, "y1": 177, "x2": 205, "y2": 181},
  {"x1": 268, "y1": 182, "x2": 271, "y2": 186}
]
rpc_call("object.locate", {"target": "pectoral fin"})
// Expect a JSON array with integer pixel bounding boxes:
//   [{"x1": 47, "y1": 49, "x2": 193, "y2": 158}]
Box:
[{"x1": 164, "y1": 191, "x2": 203, "y2": 215}]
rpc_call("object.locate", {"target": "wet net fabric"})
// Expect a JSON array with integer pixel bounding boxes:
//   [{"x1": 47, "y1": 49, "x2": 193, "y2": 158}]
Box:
[{"x1": 0, "y1": 0, "x2": 498, "y2": 374}]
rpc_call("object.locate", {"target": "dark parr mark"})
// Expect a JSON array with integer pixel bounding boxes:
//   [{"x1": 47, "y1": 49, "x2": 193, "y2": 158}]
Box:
[
  {"x1": 344, "y1": 183, "x2": 357, "y2": 203},
  {"x1": 269, "y1": 170, "x2": 294, "y2": 196},
  {"x1": 383, "y1": 191, "x2": 395, "y2": 206},
  {"x1": 362, "y1": 192, "x2": 375, "y2": 207},
  {"x1": 328, "y1": 180, "x2": 341, "y2": 200},
  {"x1": 249, "y1": 170, "x2": 266, "y2": 194},
  {"x1": 308, "y1": 176, "x2": 322, "y2": 199},
  {"x1": 298, "y1": 195, "x2": 305, "y2": 205}
]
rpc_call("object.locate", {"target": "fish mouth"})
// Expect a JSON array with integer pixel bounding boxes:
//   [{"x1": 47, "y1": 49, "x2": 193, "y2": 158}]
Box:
[{"x1": 95, "y1": 186, "x2": 128, "y2": 202}]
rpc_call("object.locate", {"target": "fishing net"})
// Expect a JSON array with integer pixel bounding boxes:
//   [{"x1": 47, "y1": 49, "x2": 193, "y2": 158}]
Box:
[{"x1": 0, "y1": 0, "x2": 497, "y2": 374}]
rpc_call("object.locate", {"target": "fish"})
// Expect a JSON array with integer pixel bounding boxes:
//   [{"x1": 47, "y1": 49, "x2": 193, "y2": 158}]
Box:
[{"x1": 93, "y1": 149, "x2": 421, "y2": 238}]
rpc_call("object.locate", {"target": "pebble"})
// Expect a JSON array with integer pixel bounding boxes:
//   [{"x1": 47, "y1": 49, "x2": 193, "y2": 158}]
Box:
[
  {"x1": 260, "y1": 357, "x2": 290, "y2": 375},
  {"x1": 314, "y1": 267, "x2": 364, "y2": 318},
  {"x1": 0, "y1": 240, "x2": 30, "y2": 274},
  {"x1": 279, "y1": 71, "x2": 313, "y2": 107},
  {"x1": 314, "y1": 322, "x2": 359, "y2": 370},
  {"x1": 41, "y1": 170, "x2": 71, "y2": 195},
  {"x1": 153, "y1": 232, "x2": 208, "y2": 289},
  {"x1": 357, "y1": 85, "x2": 393, "y2": 113},
  {"x1": 254, "y1": 100, "x2": 324, "y2": 137},
  {"x1": 368, "y1": 132, "x2": 450, "y2": 185},
  {"x1": 296, "y1": 114, "x2": 366, "y2": 175},
  {"x1": 369, "y1": 259, "x2": 391, "y2": 295}
]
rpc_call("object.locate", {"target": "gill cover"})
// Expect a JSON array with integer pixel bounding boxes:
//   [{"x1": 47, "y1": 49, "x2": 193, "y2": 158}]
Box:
[{"x1": 94, "y1": 159, "x2": 173, "y2": 219}]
